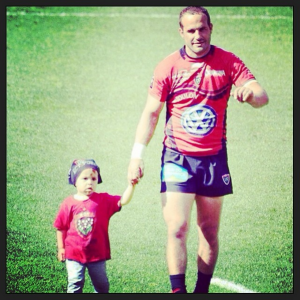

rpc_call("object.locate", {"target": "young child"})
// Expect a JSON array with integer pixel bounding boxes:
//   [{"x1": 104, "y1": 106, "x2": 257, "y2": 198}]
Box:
[{"x1": 53, "y1": 158, "x2": 135, "y2": 293}]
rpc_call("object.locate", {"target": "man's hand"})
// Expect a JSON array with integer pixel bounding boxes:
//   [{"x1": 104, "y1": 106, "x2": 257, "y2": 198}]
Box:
[
  {"x1": 230, "y1": 86, "x2": 254, "y2": 103},
  {"x1": 127, "y1": 158, "x2": 144, "y2": 185}
]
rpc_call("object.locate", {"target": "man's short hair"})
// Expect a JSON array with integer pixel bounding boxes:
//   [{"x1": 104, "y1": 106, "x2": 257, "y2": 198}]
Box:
[{"x1": 179, "y1": 6, "x2": 211, "y2": 28}]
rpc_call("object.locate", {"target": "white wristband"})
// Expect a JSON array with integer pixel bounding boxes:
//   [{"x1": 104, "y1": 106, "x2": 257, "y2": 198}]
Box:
[{"x1": 131, "y1": 143, "x2": 146, "y2": 159}]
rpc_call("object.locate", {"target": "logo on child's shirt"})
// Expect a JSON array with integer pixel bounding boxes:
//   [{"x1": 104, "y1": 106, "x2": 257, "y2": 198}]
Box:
[{"x1": 74, "y1": 210, "x2": 94, "y2": 237}]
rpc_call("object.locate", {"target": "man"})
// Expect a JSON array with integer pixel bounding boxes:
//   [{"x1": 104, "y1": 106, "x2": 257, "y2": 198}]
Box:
[{"x1": 127, "y1": 6, "x2": 268, "y2": 293}]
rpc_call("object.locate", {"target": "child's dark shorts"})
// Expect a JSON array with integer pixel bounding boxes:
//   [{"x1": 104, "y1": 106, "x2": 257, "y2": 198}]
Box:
[{"x1": 160, "y1": 147, "x2": 233, "y2": 197}]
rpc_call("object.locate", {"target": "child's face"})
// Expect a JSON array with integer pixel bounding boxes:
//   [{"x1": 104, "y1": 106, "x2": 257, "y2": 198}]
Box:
[{"x1": 75, "y1": 168, "x2": 98, "y2": 197}]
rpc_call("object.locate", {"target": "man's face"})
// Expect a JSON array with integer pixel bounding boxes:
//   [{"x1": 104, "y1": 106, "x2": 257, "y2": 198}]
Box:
[{"x1": 179, "y1": 13, "x2": 213, "y2": 58}]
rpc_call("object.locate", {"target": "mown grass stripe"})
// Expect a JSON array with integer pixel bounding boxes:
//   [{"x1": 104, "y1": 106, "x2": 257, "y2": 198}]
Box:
[{"x1": 6, "y1": 11, "x2": 292, "y2": 20}]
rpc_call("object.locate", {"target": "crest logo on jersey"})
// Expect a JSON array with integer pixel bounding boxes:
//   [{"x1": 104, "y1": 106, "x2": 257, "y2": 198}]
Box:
[
  {"x1": 222, "y1": 174, "x2": 230, "y2": 185},
  {"x1": 181, "y1": 104, "x2": 217, "y2": 136},
  {"x1": 195, "y1": 74, "x2": 201, "y2": 85},
  {"x1": 74, "y1": 210, "x2": 94, "y2": 237}
]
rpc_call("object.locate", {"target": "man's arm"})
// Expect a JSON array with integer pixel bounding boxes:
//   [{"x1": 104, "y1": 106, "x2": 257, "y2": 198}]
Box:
[
  {"x1": 231, "y1": 81, "x2": 269, "y2": 108},
  {"x1": 127, "y1": 93, "x2": 165, "y2": 184}
]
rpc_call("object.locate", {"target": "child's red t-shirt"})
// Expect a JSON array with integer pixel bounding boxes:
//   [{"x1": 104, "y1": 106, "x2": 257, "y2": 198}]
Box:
[{"x1": 53, "y1": 192, "x2": 121, "y2": 263}]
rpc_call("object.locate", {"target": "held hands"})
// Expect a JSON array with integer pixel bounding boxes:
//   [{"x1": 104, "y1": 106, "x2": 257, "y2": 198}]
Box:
[
  {"x1": 230, "y1": 86, "x2": 254, "y2": 103},
  {"x1": 127, "y1": 158, "x2": 144, "y2": 185}
]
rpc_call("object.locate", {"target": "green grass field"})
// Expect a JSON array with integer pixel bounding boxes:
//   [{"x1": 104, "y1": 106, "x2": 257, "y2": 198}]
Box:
[{"x1": 6, "y1": 6, "x2": 293, "y2": 293}]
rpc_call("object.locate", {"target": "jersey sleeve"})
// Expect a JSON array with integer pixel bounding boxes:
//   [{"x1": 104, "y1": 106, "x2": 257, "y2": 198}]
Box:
[
  {"x1": 229, "y1": 53, "x2": 256, "y2": 87},
  {"x1": 53, "y1": 200, "x2": 70, "y2": 231},
  {"x1": 148, "y1": 60, "x2": 171, "y2": 102},
  {"x1": 102, "y1": 193, "x2": 122, "y2": 215}
]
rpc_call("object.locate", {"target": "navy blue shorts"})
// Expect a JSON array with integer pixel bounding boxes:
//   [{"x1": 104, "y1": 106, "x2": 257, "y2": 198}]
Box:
[{"x1": 160, "y1": 148, "x2": 233, "y2": 197}]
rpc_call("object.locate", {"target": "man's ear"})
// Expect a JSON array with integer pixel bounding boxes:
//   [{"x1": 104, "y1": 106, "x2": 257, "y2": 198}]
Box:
[{"x1": 178, "y1": 27, "x2": 184, "y2": 37}]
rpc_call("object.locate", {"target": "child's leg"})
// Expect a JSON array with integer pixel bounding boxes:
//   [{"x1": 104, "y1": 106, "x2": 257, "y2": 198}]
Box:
[
  {"x1": 87, "y1": 260, "x2": 109, "y2": 293},
  {"x1": 65, "y1": 259, "x2": 85, "y2": 293}
]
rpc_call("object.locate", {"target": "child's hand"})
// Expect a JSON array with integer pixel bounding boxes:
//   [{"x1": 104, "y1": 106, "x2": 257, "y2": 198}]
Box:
[
  {"x1": 57, "y1": 248, "x2": 65, "y2": 262},
  {"x1": 128, "y1": 158, "x2": 144, "y2": 185},
  {"x1": 120, "y1": 184, "x2": 136, "y2": 206}
]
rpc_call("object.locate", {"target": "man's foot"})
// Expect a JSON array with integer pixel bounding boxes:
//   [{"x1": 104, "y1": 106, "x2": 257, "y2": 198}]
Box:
[{"x1": 171, "y1": 288, "x2": 187, "y2": 293}]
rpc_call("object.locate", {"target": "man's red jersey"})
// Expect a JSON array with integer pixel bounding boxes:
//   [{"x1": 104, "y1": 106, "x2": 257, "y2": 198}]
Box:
[{"x1": 149, "y1": 45, "x2": 256, "y2": 156}]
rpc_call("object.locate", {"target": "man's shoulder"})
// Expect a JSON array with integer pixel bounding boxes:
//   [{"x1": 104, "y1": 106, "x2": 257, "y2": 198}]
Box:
[
  {"x1": 156, "y1": 48, "x2": 182, "y2": 67},
  {"x1": 211, "y1": 45, "x2": 234, "y2": 57},
  {"x1": 211, "y1": 45, "x2": 242, "y2": 62}
]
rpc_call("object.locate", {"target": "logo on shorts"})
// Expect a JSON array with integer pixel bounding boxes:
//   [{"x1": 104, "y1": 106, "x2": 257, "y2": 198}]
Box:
[
  {"x1": 181, "y1": 104, "x2": 216, "y2": 136},
  {"x1": 222, "y1": 174, "x2": 230, "y2": 185},
  {"x1": 162, "y1": 163, "x2": 188, "y2": 182}
]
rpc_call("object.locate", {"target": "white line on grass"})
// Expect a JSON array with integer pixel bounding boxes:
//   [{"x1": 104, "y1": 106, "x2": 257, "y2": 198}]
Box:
[
  {"x1": 211, "y1": 277, "x2": 258, "y2": 293},
  {"x1": 6, "y1": 11, "x2": 292, "y2": 20}
]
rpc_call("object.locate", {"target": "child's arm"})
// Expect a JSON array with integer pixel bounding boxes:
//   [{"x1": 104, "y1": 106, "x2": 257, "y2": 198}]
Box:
[
  {"x1": 119, "y1": 184, "x2": 136, "y2": 206},
  {"x1": 56, "y1": 229, "x2": 66, "y2": 262}
]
